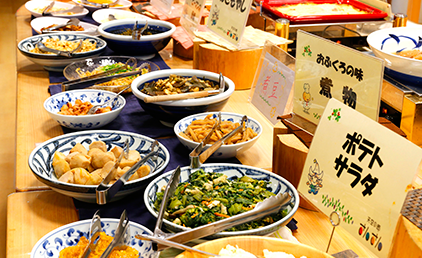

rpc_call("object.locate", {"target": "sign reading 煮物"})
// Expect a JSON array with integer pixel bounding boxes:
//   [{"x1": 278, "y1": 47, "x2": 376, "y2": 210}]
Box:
[
  {"x1": 298, "y1": 98, "x2": 422, "y2": 257},
  {"x1": 206, "y1": 0, "x2": 253, "y2": 47},
  {"x1": 180, "y1": 0, "x2": 206, "y2": 38},
  {"x1": 293, "y1": 30, "x2": 384, "y2": 125},
  {"x1": 151, "y1": 0, "x2": 174, "y2": 14},
  {"x1": 250, "y1": 42, "x2": 295, "y2": 124}
]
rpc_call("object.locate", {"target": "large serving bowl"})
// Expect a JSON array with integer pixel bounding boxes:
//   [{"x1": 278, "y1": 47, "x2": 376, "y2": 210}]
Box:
[
  {"x1": 31, "y1": 17, "x2": 99, "y2": 36},
  {"x1": 98, "y1": 19, "x2": 176, "y2": 58},
  {"x1": 144, "y1": 164, "x2": 299, "y2": 239},
  {"x1": 25, "y1": 0, "x2": 89, "y2": 19},
  {"x1": 17, "y1": 34, "x2": 107, "y2": 71},
  {"x1": 63, "y1": 56, "x2": 160, "y2": 93},
  {"x1": 28, "y1": 130, "x2": 170, "y2": 203},
  {"x1": 367, "y1": 27, "x2": 422, "y2": 86},
  {"x1": 175, "y1": 236, "x2": 333, "y2": 258},
  {"x1": 44, "y1": 89, "x2": 126, "y2": 129},
  {"x1": 131, "y1": 69, "x2": 235, "y2": 126},
  {"x1": 31, "y1": 218, "x2": 159, "y2": 258},
  {"x1": 92, "y1": 8, "x2": 150, "y2": 24},
  {"x1": 73, "y1": 0, "x2": 132, "y2": 12},
  {"x1": 174, "y1": 112, "x2": 262, "y2": 159}
]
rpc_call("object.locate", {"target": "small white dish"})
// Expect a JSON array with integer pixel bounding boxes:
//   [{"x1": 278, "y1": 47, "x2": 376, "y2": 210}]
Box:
[
  {"x1": 92, "y1": 8, "x2": 150, "y2": 24},
  {"x1": 73, "y1": 0, "x2": 132, "y2": 12},
  {"x1": 31, "y1": 17, "x2": 99, "y2": 36},
  {"x1": 25, "y1": 0, "x2": 89, "y2": 19}
]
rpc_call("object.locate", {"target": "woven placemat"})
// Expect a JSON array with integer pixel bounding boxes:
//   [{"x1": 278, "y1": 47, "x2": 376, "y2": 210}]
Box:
[{"x1": 401, "y1": 188, "x2": 422, "y2": 230}]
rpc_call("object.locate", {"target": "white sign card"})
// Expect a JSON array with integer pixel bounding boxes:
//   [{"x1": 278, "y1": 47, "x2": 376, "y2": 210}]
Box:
[
  {"x1": 293, "y1": 30, "x2": 384, "y2": 125},
  {"x1": 250, "y1": 42, "x2": 295, "y2": 124},
  {"x1": 151, "y1": 0, "x2": 174, "y2": 14},
  {"x1": 180, "y1": 0, "x2": 206, "y2": 38},
  {"x1": 206, "y1": 0, "x2": 253, "y2": 48},
  {"x1": 298, "y1": 98, "x2": 422, "y2": 257}
]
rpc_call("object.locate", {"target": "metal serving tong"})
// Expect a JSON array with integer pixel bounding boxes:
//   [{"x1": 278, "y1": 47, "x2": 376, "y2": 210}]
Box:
[
  {"x1": 100, "y1": 210, "x2": 131, "y2": 258},
  {"x1": 62, "y1": 60, "x2": 152, "y2": 91},
  {"x1": 87, "y1": 85, "x2": 130, "y2": 115},
  {"x1": 81, "y1": 0, "x2": 117, "y2": 8},
  {"x1": 189, "y1": 113, "x2": 247, "y2": 168},
  {"x1": 132, "y1": 20, "x2": 149, "y2": 40},
  {"x1": 140, "y1": 192, "x2": 292, "y2": 251},
  {"x1": 96, "y1": 140, "x2": 159, "y2": 205},
  {"x1": 36, "y1": 39, "x2": 82, "y2": 58},
  {"x1": 41, "y1": 18, "x2": 80, "y2": 33},
  {"x1": 43, "y1": 5, "x2": 85, "y2": 16},
  {"x1": 81, "y1": 210, "x2": 102, "y2": 258}
]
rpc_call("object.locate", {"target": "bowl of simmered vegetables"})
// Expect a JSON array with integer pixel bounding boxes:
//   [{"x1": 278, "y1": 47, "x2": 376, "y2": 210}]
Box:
[
  {"x1": 174, "y1": 112, "x2": 262, "y2": 159},
  {"x1": 144, "y1": 164, "x2": 299, "y2": 239},
  {"x1": 131, "y1": 69, "x2": 235, "y2": 126},
  {"x1": 63, "y1": 56, "x2": 160, "y2": 93},
  {"x1": 97, "y1": 19, "x2": 176, "y2": 58}
]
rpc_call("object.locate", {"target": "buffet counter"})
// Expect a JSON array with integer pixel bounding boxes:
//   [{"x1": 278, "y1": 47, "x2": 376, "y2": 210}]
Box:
[{"x1": 8, "y1": 3, "x2": 383, "y2": 258}]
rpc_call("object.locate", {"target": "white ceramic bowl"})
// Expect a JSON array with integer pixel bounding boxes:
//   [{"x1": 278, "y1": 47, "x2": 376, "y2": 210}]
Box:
[
  {"x1": 31, "y1": 16, "x2": 99, "y2": 36},
  {"x1": 98, "y1": 19, "x2": 176, "y2": 58},
  {"x1": 92, "y1": 8, "x2": 150, "y2": 24},
  {"x1": 144, "y1": 164, "x2": 299, "y2": 239},
  {"x1": 174, "y1": 112, "x2": 262, "y2": 159},
  {"x1": 28, "y1": 130, "x2": 170, "y2": 202},
  {"x1": 73, "y1": 0, "x2": 132, "y2": 12},
  {"x1": 17, "y1": 33, "x2": 107, "y2": 71},
  {"x1": 31, "y1": 218, "x2": 159, "y2": 258},
  {"x1": 25, "y1": 0, "x2": 89, "y2": 19},
  {"x1": 367, "y1": 26, "x2": 422, "y2": 86},
  {"x1": 44, "y1": 89, "x2": 126, "y2": 129},
  {"x1": 131, "y1": 69, "x2": 235, "y2": 125}
]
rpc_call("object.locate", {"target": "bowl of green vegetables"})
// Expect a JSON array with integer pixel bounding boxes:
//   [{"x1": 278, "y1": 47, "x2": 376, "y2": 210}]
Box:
[{"x1": 144, "y1": 164, "x2": 299, "y2": 238}]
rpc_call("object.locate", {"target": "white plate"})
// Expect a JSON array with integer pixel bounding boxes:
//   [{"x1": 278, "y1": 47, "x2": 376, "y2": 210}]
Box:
[
  {"x1": 31, "y1": 17, "x2": 99, "y2": 36},
  {"x1": 92, "y1": 8, "x2": 150, "y2": 24},
  {"x1": 73, "y1": 0, "x2": 132, "y2": 12},
  {"x1": 25, "y1": 0, "x2": 89, "y2": 19}
]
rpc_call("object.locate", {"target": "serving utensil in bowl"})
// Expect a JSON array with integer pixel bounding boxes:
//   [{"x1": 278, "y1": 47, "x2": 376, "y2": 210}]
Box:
[
  {"x1": 25, "y1": 0, "x2": 89, "y2": 19},
  {"x1": 144, "y1": 163, "x2": 299, "y2": 239}
]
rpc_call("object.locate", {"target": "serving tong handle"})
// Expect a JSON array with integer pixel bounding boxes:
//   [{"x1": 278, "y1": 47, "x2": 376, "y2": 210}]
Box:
[
  {"x1": 100, "y1": 210, "x2": 130, "y2": 258},
  {"x1": 42, "y1": 18, "x2": 80, "y2": 33},
  {"x1": 81, "y1": 0, "x2": 116, "y2": 8},
  {"x1": 36, "y1": 39, "x2": 82, "y2": 58},
  {"x1": 87, "y1": 85, "x2": 130, "y2": 115},
  {"x1": 42, "y1": 1, "x2": 55, "y2": 16},
  {"x1": 132, "y1": 20, "x2": 148, "y2": 40},
  {"x1": 96, "y1": 140, "x2": 159, "y2": 205},
  {"x1": 189, "y1": 114, "x2": 247, "y2": 168},
  {"x1": 81, "y1": 210, "x2": 102, "y2": 258},
  {"x1": 154, "y1": 192, "x2": 292, "y2": 251}
]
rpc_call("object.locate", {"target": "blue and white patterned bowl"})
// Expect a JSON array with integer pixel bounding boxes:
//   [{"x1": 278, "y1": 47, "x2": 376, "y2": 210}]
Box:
[
  {"x1": 367, "y1": 27, "x2": 422, "y2": 86},
  {"x1": 98, "y1": 19, "x2": 176, "y2": 58},
  {"x1": 28, "y1": 130, "x2": 170, "y2": 203},
  {"x1": 174, "y1": 112, "x2": 262, "y2": 159},
  {"x1": 144, "y1": 164, "x2": 299, "y2": 238},
  {"x1": 18, "y1": 34, "x2": 106, "y2": 71},
  {"x1": 30, "y1": 218, "x2": 158, "y2": 258},
  {"x1": 44, "y1": 89, "x2": 126, "y2": 130}
]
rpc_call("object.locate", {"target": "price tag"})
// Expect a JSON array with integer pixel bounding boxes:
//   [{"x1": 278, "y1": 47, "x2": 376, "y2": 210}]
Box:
[
  {"x1": 180, "y1": 0, "x2": 206, "y2": 38},
  {"x1": 250, "y1": 41, "x2": 295, "y2": 124},
  {"x1": 293, "y1": 30, "x2": 384, "y2": 125},
  {"x1": 206, "y1": 0, "x2": 253, "y2": 48},
  {"x1": 298, "y1": 98, "x2": 422, "y2": 257},
  {"x1": 151, "y1": 0, "x2": 174, "y2": 14}
]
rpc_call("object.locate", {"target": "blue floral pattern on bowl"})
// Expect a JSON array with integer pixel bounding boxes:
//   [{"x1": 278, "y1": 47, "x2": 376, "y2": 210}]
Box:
[
  {"x1": 31, "y1": 219, "x2": 158, "y2": 258},
  {"x1": 28, "y1": 130, "x2": 170, "y2": 202},
  {"x1": 144, "y1": 164, "x2": 299, "y2": 239}
]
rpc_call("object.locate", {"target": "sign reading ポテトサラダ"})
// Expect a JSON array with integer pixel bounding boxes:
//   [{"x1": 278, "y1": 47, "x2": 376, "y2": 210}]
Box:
[
  {"x1": 206, "y1": 0, "x2": 253, "y2": 47},
  {"x1": 293, "y1": 30, "x2": 384, "y2": 125},
  {"x1": 298, "y1": 98, "x2": 422, "y2": 257}
]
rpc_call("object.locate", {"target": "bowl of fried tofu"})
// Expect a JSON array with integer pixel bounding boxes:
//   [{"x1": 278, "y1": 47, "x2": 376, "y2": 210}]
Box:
[{"x1": 28, "y1": 130, "x2": 169, "y2": 202}]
